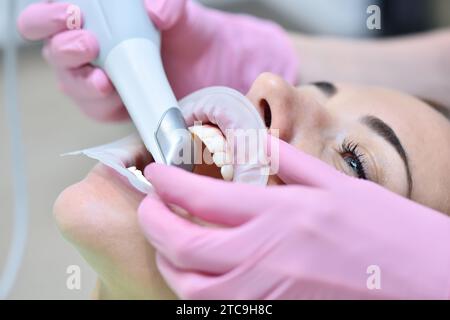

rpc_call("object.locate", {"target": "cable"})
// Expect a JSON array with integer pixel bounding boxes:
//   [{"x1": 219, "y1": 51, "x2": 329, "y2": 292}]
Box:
[{"x1": 0, "y1": 0, "x2": 29, "y2": 299}]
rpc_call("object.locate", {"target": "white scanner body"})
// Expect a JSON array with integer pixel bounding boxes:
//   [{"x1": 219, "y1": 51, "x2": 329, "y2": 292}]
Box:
[{"x1": 60, "y1": 0, "x2": 194, "y2": 171}]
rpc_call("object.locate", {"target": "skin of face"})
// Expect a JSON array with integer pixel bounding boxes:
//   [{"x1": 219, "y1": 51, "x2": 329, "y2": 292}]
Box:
[
  {"x1": 248, "y1": 73, "x2": 450, "y2": 213},
  {"x1": 53, "y1": 73, "x2": 450, "y2": 299}
]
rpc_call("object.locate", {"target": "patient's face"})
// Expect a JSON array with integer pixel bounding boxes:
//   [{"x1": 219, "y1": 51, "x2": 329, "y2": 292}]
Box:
[
  {"x1": 53, "y1": 74, "x2": 450, "y2": 298},
  {"x1": 249, "y1": 73, "x2": 450, "y2": 214}
]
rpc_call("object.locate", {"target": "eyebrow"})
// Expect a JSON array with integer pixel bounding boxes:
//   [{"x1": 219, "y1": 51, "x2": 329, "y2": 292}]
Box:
[
  {"x1": 310, "y1": 81, "x2": 337, "y2": 97},
  {"x1": 362, "y1": 115, "x2": 413, "y2": 197}
]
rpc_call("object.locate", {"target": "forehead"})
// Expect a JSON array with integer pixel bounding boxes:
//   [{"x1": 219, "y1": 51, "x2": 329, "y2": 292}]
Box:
[{"x1": 326, "y1": 84, "x2": 450, "y2": 213}]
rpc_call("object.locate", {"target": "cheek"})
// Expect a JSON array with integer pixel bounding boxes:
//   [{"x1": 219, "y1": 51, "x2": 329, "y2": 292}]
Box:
[
  {"x1": 375, "y1": 156, "x2": 410, "y2": 196},
  {"x1": 288, "y1": 138, "x2": 329, "y2": 162},
  {"x1": 283, "y1": 113, "x2": 338, "y2": 158}
]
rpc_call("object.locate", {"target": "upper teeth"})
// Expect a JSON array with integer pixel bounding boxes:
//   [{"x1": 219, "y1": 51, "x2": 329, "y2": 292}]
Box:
[
  {"x1": 126, "y1": 125, "x2": 235, "y2": 183},
  {"x1": 189, "y1": 124, "x2": 234, "y2": 181}
]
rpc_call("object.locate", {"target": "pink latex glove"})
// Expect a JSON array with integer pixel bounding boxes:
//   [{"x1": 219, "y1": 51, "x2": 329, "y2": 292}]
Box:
[
  {"x1": 138, "y1": 138, "x2": 450, "y2": 300},
  {"x1": 17, "y1": 0, "x2": 298, "y2": 121}
]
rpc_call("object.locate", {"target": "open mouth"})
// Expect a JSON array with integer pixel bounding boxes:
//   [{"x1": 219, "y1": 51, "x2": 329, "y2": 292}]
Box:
[
  {"x1": 179, "y1": 87, "x2": 270, "y2": 186},
  {"x1": 69, "y1": 87, "x2": 271, "y2": 193},
  {"x1": 127, "y1": 124, "x2": 233, "y2": 183},
  {"x1": 189, "y1": 124, "x2": 234, "y2": 181}
]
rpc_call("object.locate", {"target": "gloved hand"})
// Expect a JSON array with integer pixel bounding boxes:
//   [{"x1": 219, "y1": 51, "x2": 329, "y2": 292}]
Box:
[
  {"x1": 138, "y1": 137, "x2": 450, "y2": 300},
  {"x1": 17, "y1": 0, "x2": 298, "y2": 121}
]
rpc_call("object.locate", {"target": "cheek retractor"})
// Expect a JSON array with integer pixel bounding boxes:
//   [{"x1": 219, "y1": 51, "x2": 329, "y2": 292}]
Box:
[{"x1": 180, "y1": 87, "x2": 270, "y2": 186}]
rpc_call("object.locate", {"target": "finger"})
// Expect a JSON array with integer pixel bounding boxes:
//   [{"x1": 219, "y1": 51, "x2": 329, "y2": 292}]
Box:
[
  {"x1": 53, "y1": 66, "x2": 128, "y2": 121},
  {"x1": 138, "y1": 195, "x2": 244, "y2": 273},
  {"x1": 144, "y1": 0, "x2": 187, "y2": 30},
  {"x1": 18, "y1": 2, "x2": 77, "y2": 41},
  {"x1": 269, "y1": 135, "x2": 342, "y2": 188},
  {"x1": 140, "y1": 184, "x2": 321, "y2": 276},
  {"x1": 157, "y1": 254, "x2": 277, "y2": 300},
  {"x1": 53, "y1": 65, "x2": 117, "y2": 100},
  {"x1": 45, "y1": 30, "x2": 98, "y2": 69},
  {"x1": 156, "y1": 254, "x2": 214, "y2": 299},
  {"x1": 74, "y1": 96, "x2": 128, "y2": 122},
  {"x1": 139, "y1": 189, "x2": 299, "y2": 274},
  {"x1": 156, "y1": 254, "x2": 263, "y2": 299},
  {"x1": 144, "y1": 163, "x2": 275, "y2": 226},
  {"x1": 156, "y1": 226, "x2": 284, "y2": 300}
]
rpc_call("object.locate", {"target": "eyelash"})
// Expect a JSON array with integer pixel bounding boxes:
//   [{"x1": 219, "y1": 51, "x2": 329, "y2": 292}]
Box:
[{"x1": 339, "y1": 140, "x2": 368, "y2": 180}]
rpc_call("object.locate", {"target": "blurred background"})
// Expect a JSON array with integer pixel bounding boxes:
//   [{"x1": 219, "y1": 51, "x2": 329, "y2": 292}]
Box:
[{"x1": 1, "y1": 0, "x2": 449, "y2": 299}]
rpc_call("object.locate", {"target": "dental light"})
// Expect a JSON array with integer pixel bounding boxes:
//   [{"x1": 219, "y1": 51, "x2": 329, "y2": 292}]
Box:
[
  {"x1": 0, "y1": 0, "x2": 29, "y2": 299},
  {"x1": 57, "y1": 0, "x2": 195, "y2": 171}
]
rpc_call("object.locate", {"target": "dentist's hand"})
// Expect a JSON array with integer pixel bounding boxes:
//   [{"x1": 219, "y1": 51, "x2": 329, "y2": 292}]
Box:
[
  {"x1": 17, "y1": 0, "x2": 297, "y2": 121},
  {"x1": 138, "y1": 138, "x2": 450, "y2": 300}
]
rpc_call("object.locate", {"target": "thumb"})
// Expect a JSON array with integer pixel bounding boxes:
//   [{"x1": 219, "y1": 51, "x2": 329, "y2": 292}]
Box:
[
  {"x1": 269, "y1": 136, "x2": 343, "y2": 188},
  {"x1": 144, "y1": 0, "x2": 187, "y2": 30}
]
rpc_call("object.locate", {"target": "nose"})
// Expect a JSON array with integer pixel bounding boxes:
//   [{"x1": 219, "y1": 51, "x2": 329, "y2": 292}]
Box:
[{"x1": 247, "y1": 73, "x2": 331, "y2": 143}]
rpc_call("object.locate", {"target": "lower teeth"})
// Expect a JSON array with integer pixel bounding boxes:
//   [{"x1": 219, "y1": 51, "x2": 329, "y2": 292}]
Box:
[{"x1": 127, "y1": 166, "x2": 151, "y2": 186}]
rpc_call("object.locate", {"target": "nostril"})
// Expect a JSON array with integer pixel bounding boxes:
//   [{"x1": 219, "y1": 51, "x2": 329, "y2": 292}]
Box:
[{"x1": 260, "y1": 99, "x2": 272, "y2": 129}]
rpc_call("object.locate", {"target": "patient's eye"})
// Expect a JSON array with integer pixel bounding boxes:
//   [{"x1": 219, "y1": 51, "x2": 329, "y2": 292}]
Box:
[{"x1": 340, "y1": 140, "x2": 367, "y2": 180}]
